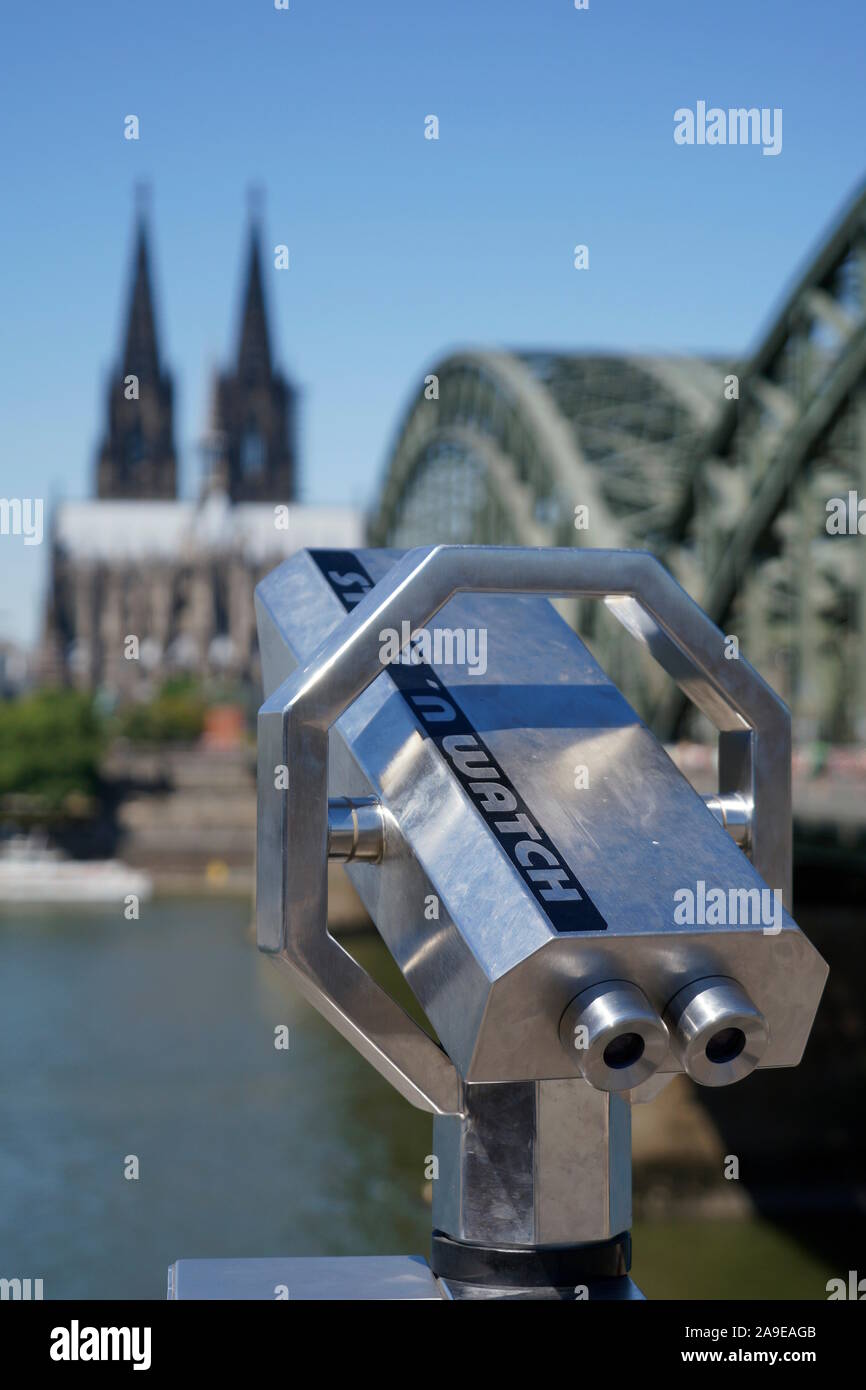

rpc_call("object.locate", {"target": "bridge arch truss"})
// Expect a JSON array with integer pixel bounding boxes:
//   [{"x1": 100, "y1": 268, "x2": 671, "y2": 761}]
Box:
[{"x1": 369, "y1": 183, "x2": 866, "y2": 742}]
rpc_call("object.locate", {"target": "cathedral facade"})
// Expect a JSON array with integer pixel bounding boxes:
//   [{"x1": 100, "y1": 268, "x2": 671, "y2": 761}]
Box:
[{"x1": 41, "y1": 206, "x2": 360, "y2": 697}]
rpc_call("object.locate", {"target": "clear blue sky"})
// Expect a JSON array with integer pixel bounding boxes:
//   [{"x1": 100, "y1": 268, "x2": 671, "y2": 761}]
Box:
[{"x1": 1, "y1": 0, "x2": 864, "y2": 646}]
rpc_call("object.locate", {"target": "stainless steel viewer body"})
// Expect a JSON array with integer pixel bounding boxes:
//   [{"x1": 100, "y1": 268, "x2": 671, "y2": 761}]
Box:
[{"x1": 170, "y1": 545, "x2": 827, "y2": 1301}]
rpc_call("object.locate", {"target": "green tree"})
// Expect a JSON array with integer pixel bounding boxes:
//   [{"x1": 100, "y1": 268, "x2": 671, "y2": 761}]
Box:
[
  {"x1": 0, "y1": 689, "x2": 106, "y2": 817},
  {"x1": 117, "y1": 678, "x2": 206, "y2": 744}
]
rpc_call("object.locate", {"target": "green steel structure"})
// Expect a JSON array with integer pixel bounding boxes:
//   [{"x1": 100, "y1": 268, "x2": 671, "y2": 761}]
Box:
[{"x1": 369, "y1": 182, "x2": 866, "y2": 743}]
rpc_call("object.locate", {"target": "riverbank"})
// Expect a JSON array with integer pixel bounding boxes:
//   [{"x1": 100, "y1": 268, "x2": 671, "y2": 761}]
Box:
[{"x1": 100, "y1": 740, "x2": 866, "y2": 900}]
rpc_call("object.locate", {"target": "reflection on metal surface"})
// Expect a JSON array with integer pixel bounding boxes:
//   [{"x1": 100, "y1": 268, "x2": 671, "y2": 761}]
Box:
[
  {"x1": 704, "y1": 792, "x2": 753, "y2": 849},
  {"x1": 327, "y1": 797, "x2": 384, "y2": 863},
  {"x1": 168, "y1": 1256, "x2": 442, "y2": 1301}
]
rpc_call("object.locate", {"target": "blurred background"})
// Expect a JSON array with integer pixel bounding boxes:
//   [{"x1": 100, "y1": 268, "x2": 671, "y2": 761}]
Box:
[{"x1": 0, "y1": 0, "x2": 864, "y2": 1298}]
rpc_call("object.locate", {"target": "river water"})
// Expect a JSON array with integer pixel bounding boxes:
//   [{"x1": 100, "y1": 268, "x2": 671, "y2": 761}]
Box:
[
  {"x1": 0, "y1": 899, "x2": 432, "y2": 1299},
  {"x1": 0, "y1": 897, "x2": 848, "y2": 1299}
]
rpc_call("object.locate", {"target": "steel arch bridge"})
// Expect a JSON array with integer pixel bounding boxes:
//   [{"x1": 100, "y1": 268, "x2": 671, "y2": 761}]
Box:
[{"x1": 369, "y1": 181, "x2": 866, "y2": 743}]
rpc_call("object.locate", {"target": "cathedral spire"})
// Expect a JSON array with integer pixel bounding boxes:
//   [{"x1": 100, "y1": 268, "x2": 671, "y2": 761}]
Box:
[
  {"x1": 236, "y1": 217, "x2": 272, "y2": 385},
  {"x1": 95, "y1": 192, "x2": 177, "y2": 499},
  {"x1": 122, "y1": 214, "x2": 161, "y2": 382},
  {"x1": 211, "y1": 196, "x2": 296, "y2": 503}
]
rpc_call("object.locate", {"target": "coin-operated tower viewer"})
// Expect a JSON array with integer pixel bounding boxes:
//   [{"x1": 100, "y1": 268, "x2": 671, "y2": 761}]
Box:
[{"x1": 169, "y1": 545, "x2": 827, "y2": 1301}]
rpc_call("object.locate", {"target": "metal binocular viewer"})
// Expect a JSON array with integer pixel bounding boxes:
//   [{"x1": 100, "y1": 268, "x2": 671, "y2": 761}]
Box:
[{"x1": 171, "y1": 544, "x2": 827, "y2": 1300}]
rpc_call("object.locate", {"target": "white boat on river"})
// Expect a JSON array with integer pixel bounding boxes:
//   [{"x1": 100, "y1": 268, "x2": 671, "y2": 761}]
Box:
[{"x1": 0, "y1": 835, "x2": 153, "y2": 907}]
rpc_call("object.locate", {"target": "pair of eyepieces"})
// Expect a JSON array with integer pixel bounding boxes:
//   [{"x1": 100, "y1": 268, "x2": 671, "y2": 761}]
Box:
[{"x1": 559, "y1": 976, "x2": 768, "y2": 1092}]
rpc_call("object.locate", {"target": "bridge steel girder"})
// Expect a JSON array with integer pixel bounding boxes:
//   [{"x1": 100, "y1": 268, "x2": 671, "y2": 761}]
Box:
[{"x1": 369, "y1": 183, "x2": 866, "y2": 744}]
